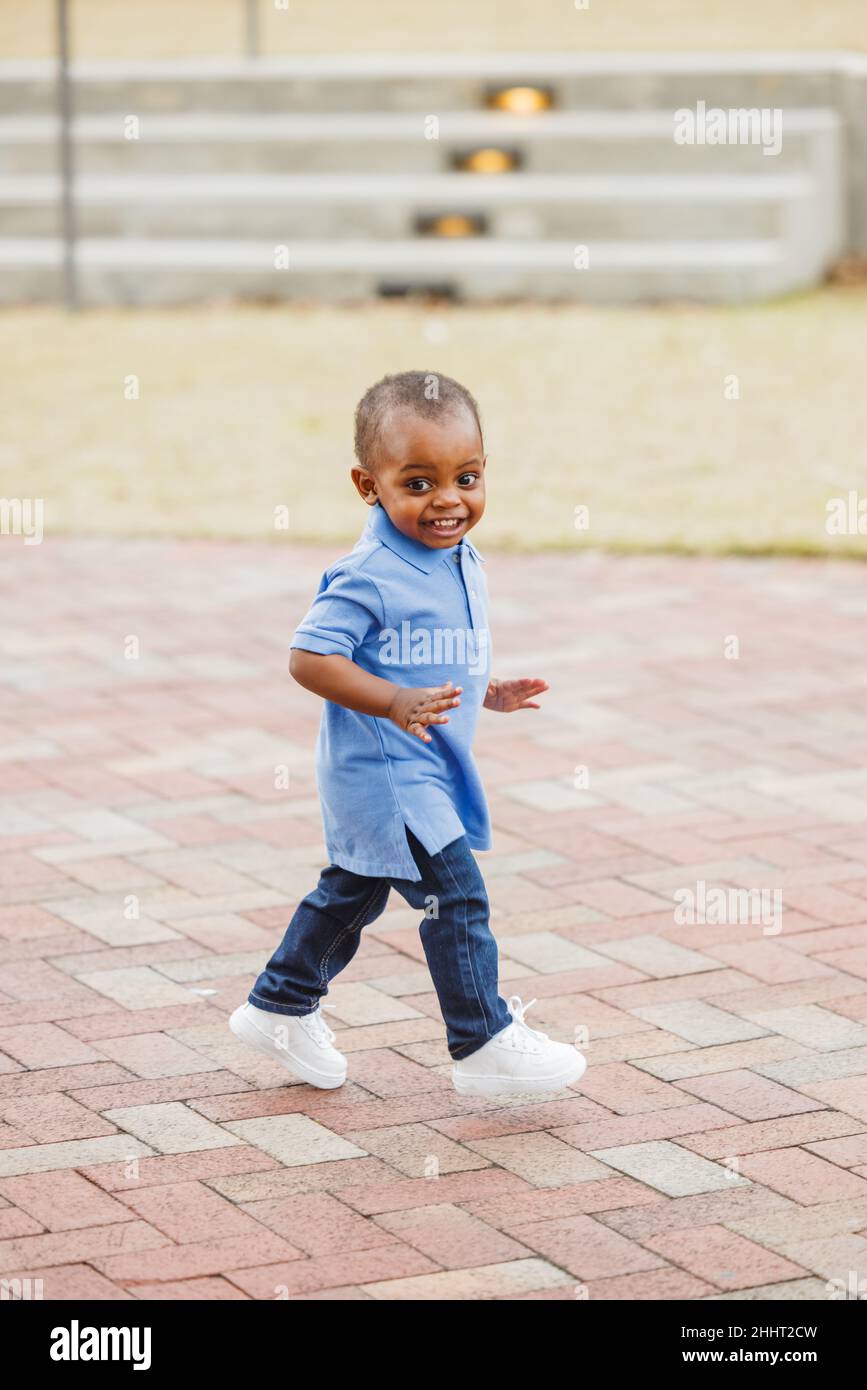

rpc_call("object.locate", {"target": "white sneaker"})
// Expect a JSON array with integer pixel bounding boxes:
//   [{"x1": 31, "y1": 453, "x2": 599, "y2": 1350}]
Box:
[
  {"x1": 229, "y1": 1000, "x2": 347, "y2": 1089},
  {"x1": 452, "y1": 996, "x2": 587, "y2": 1098}
]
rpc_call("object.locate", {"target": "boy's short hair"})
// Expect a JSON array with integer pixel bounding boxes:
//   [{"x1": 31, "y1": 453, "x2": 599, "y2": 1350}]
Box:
[{"x1": 354, "y1": 370, "x2": 483, "y2": 473}]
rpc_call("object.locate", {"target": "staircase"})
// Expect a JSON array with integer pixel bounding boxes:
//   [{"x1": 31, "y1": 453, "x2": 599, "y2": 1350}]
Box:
[{"x1": 0, "y1": 51, "x2": 858, "y2": 305}]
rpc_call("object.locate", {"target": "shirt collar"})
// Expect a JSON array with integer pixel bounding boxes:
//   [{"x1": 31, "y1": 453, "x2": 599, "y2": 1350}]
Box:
[{"x1": 365, "y1": 500, "x2": 485, "y2": 572}]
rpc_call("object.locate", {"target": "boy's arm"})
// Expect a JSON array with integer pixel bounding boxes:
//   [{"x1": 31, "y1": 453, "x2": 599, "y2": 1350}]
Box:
[{"x1": 289, "y1": 649, "x2": 462, "y2": 745}]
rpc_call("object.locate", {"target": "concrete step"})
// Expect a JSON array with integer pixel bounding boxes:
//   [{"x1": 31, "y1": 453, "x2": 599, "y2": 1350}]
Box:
[
  {"x1": 0, "y1": 235, "x2": 797, "y2": 305},
  {"x1": 0, "y1": 52, "x2": 850, "y2": 115},
  {"x1": 0, "y1": 171, "x2": 820, "y2": 241},
  {"x1": 0, "y1": 52, "x2": 856, "y2": 298},
  {"x1": 0, "y1": 108, "x2": 840, "y2": 175}
]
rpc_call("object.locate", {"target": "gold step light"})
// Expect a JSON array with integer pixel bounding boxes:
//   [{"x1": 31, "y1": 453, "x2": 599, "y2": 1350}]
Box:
[
  {"x1": 486, "y1": 85, "x2": 553, "y2": 114},
  {"x1": 416, "y1": 213, "x2": 487, "y2": 238},
  {"x1": 454, "y1": 147, "x2": 520, "y2": 174}
]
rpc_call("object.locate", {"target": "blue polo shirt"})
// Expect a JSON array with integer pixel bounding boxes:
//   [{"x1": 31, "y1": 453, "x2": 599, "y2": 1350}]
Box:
[{"x1": 290, "y1": 499, "x2": 492, "y2": 881}]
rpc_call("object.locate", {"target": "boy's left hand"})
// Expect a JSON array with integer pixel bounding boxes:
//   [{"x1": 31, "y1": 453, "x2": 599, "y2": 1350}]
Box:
[{"x1": 484, "y1": 677, "x2": 549, "y2": 712}]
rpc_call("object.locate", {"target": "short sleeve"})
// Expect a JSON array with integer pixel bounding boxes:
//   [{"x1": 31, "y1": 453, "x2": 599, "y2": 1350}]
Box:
[{"x1": 290, "y1": 566, "x2": 383, "y2": 659}]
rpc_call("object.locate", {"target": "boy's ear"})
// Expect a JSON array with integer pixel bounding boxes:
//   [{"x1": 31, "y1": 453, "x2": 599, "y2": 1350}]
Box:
[{"x1": 350, "y1": 466, "x2": 378, "y2": 504}]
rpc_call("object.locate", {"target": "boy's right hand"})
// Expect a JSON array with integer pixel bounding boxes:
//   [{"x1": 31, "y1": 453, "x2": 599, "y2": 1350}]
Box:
[{"x1": 386, "y1": 681, "x2": 462, "y2": 744}]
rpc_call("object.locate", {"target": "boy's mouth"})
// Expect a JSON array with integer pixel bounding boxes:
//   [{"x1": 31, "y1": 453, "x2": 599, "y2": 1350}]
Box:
[{"x1": 421, "y1": 517, "x2": 467, "y2": 536}]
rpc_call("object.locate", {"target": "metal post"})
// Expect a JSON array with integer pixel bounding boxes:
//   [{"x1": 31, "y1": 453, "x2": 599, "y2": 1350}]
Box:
[
  {"x1": 244, "y1": 0, "x2": 259, "y2": 59},
  {"x1": 56, "y1": 0, "x2": 77, "y2": 309}
]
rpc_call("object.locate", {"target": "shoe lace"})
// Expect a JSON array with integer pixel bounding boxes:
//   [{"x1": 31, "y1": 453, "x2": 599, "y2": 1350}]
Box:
[
  {"x1": 302, "y1": 1003, "x2": 338, "y2": 1046},
  {"x1": 503, "y1": 995, "x2": 548, "y2": 1051}
]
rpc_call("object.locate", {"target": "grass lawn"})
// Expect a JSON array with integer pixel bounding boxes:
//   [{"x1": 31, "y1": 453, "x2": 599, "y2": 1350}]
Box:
[
  {"x1": 2, "y1": 287, "x2": 865, "y2": 558},
  {"x1": 3, "y1": 0, "x2": 866, "y2": 59}
]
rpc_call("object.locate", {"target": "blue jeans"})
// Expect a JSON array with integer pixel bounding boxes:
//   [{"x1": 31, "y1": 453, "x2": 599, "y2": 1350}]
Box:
[{"x1": 248, "y1": 827, "x2": 513, "y2": 1060}]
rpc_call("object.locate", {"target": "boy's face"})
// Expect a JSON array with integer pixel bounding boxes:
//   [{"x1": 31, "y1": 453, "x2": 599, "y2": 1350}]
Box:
[{"x1": 351, "y1": 407, "x2": 486, "y2": 549}]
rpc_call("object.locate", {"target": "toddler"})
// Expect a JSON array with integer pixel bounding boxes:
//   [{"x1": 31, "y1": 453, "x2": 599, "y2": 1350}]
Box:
[{"x1": 230, "y1": 371, "x2": 587, "y2": 1097}]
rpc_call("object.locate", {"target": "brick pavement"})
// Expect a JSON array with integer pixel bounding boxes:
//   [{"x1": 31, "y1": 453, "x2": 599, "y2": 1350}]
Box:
[{"x1": 2, "y1": 536, "x2": 867, "y2": 1300}]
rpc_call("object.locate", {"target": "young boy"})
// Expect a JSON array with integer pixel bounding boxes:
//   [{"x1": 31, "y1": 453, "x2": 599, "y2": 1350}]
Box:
[{"x1": 230, "y1": 371, "x2": 587, "y2": 1098}]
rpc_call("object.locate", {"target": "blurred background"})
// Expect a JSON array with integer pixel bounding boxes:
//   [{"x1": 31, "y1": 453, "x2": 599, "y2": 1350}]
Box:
[{"x1": 1, "y1": 0, "x2": 865, "y2": 555}]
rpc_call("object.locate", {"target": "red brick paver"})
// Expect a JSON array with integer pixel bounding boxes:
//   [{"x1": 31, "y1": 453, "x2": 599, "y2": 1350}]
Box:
[{"x1": 2, "y1": 538, "x2": 867, "y2": 1300}]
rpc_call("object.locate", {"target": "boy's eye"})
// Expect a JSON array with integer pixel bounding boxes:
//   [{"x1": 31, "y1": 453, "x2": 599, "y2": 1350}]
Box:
[{"x1": 405, "y1": 472, "x2": 479, "y2": 492}]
